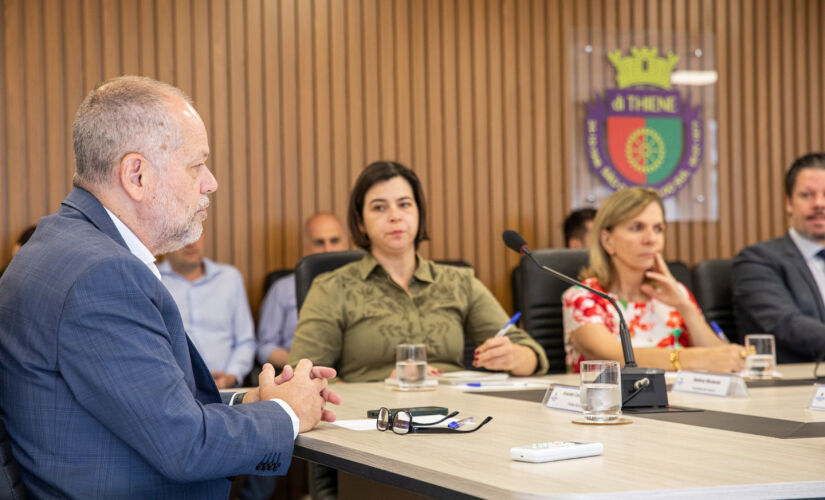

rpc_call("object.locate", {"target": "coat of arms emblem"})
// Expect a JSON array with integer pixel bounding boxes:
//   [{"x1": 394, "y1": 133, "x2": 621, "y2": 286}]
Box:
[{"x1": 585, "y1": 47, "x2": 704, "y2": 198}]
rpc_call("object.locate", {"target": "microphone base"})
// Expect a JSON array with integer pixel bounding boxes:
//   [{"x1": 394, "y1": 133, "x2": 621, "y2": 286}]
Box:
[{"x1": 621, "y1": 366, "x2": 669, "y2": 408}]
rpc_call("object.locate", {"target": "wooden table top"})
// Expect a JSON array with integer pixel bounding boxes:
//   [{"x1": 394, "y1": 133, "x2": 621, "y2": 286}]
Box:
[{"x1": 293, "y1": 363, "x2": 825, "y2": 499}]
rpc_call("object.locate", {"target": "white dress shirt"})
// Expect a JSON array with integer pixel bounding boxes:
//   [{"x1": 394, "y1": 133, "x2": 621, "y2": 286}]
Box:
[
  {"x1": 788, "y1": 228, "x2": 825, "y2": 306},
  {"x1": 102, "y1": 210, "x2": 299, "y2": 438}
]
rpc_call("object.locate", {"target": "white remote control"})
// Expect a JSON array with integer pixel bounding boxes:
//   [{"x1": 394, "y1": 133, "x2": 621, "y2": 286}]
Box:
[{"x1": 510, "y1": 441, "x2": 603, "y2": 463}]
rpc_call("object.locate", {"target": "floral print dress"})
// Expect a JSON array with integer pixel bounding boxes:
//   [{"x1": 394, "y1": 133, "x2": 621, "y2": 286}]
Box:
[{"x1": 562, "y1": 277, "x2": 697, "y2": 373}]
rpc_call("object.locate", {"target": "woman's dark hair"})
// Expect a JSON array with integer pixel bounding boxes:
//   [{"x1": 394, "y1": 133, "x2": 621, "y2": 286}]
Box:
[{"x1": 347, "y1": 161, "x2": 430, "y2": 250}]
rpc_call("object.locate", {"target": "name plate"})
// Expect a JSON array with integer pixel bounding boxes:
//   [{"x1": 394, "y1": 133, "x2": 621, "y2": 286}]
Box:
[
  {"x1": 542, "y1": 385, "x2": 583, "y2": 413},
  {"x1": 673, "y1": 371, "x2": 748, "y2": 397},
  {"x1": 810, "y1": 384, "x2": 825, "y2": 410}
]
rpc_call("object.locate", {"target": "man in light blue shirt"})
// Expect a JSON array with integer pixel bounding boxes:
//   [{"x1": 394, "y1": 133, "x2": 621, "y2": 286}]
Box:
[
  {"x1": 257, "y1": 213, "x2": 349, "y2": 368},
  {"x1": 161, "y1": 232, "x2": 255, "y2": 387}
]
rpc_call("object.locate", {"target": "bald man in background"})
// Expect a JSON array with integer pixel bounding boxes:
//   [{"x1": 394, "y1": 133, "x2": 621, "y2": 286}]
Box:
[{"x1": 257, "y1": 213, "x2": 349, "y2": 368}]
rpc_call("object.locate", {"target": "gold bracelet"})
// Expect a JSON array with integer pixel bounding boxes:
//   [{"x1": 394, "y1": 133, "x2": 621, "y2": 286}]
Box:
[{"x1": 669, "y1": 350, "x2": 682, "y2": 371}]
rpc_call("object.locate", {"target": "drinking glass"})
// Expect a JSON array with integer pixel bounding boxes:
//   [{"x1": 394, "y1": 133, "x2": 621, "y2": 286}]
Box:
[
  {"x1": 579, "y1": 360, "x2": 622, "y2": 422},
  {"x1": 744, "y1": 334, "x2": 776, "y2": 380},
  {"x1": 396, "y1": 344, "x2": 427, "y2": 390}
]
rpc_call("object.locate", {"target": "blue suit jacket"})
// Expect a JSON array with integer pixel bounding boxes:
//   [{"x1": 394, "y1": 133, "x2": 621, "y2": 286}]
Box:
[
  {"x1": 732, "y1": 234, "x2": 825, "y2": 363},
  {"x1": 0, "y1": 188, "x2": 294, "y2": 499}
]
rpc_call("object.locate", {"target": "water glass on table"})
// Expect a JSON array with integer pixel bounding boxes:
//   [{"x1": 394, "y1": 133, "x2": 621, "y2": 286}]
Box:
[
  {"x1": 744, "y1": 334, "x2": 776, "y2": 379},
  {"x1": 396, "y1": 344, "x2": 427, "y2": 390},
  {"x1": 579, "y1": 360, "x2": 622, "y2": 422}
]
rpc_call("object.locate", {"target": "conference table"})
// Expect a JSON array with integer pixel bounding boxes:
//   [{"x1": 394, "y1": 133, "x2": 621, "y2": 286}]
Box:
[{"x1": 293, "y1": 364, "x2": 825, "y2": 499}]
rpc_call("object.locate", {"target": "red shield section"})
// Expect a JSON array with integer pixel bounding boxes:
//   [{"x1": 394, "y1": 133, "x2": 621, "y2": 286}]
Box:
[{"x1": 607, "y1": 116, "x2": 646, "y2": 184}]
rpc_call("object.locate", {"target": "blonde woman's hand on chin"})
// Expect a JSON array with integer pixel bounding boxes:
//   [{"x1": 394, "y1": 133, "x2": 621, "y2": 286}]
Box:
[{"x1": 640, "y1": 253, "x2": 692, "y2": 310}]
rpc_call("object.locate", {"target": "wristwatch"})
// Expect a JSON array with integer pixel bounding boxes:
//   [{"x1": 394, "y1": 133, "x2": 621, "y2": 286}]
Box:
[{"x1": 231, "y1": 392, "x2": 246, "y2": 406}]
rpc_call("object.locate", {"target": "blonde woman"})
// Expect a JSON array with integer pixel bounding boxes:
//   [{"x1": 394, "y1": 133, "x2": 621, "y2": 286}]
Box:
[{"x1": 562, "y1": 187, "x2": 745, "y2": 373}]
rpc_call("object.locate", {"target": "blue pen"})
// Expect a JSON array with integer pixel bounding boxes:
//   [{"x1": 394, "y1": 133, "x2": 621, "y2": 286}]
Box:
[
  {"x1": 447, "y1": 417, "x2": 474, "y2": 429},
  {"x1": 710, "y1": 321, "x2": 729, "y2": 343},
  {"x1": 466, "y1": 381, "x2": 529, "y2": 388},
  {"x1": 494, "y1": 312, "x2": 522, "y2": 337}
]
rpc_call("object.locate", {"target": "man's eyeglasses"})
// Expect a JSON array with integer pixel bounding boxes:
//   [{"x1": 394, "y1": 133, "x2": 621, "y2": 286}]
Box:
[{"x1": 375, "y1": 407, "x2": 493, "y2": 434}]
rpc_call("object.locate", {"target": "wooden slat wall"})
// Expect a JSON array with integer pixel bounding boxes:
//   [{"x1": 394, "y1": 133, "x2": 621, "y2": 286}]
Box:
[{"x1": 1, "y1": 0, "x2": 824, "y2": 314}]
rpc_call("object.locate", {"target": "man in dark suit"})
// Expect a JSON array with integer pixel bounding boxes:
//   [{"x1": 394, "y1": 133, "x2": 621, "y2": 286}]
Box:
[
  {"x1": 0, "y1": 76, "x2": 340, "y2": 498},
  {"x1": 733, "y1": 153, "x2": 825, "y2": 363}
]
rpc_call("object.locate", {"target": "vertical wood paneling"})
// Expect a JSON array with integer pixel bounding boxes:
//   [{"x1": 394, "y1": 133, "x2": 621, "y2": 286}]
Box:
[
  {"x1": 767, "y1": 0, "x2": 783, "y2": 239},
  {"x1": 329, "y1": 0, "x2": 348, "y2": 218},
  {"x1": 378, "y1": 1, "x2": 396, "y2": 160},
  {"x1": 754, "y1": 0, "x2": 770, "y2": 244},
  {"x1": 547, "y1": 0, "x2": 565, "y2": 250},
  {"x1": 5, "y1": 0, "x2": 27, "y2": 256},
  {"x1": 278, "y1": 0, "x2": 299, "y2": 268},
  {"x1": 101, "y1": 0, "x2": 120, "y2": 78},
  {"x1": 313, "y1": 0, "x2": 332, "y2": 215},
  {"x1": 245, "y1": 0, "x2": 266, "y2": 309},
  {"x1": 43, "y1": 0, "x2": 66, "y2": 214},
  {"x1": 441, "y1": 0, "x2": 460, "y2": 261},
  {"x1": 3, "y1": 0, "x2": 825, "y2": 314},
  {"x1": 155, "y1": 0, "x2": 173, "y2": 83},
  {"x1": 262, "y1": 0, "x2": 285, "y2": 284},
  {"x1": 425, "y1": 0, "x2": 445, "y2": 258},
  {"x1": 23, "y1": 0, "x2": 46, "y2": 223},
  {"x1": 502, "y1": 0, "x2": 520, "y2": 296},
  {"x1": 486, "y1": 0, "x2": 506, "y2": 301},
  {"x1": 0, "y1": 0, "x2": 6, "y2": 264},
  {"x1": 346, "y1": 0, "x2": 365, "y2": 199},
  {"x1": 471, "y1": 0, "x2": 491, "y2": 284},
  {"x1": 228, "y1": 0, "x2": 249, "y2": 277},
  {"x1": 296, "y1": 0, "x2": 315, "y2": 230},
  {"x1": 456, "y1": 0, "x2": 475, "y2": 266}
]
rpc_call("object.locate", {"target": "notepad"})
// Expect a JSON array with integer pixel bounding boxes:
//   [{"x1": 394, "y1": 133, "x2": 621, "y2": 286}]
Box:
[{"x1": 434, "y1": 370, "x2": 509, "y2": 385}]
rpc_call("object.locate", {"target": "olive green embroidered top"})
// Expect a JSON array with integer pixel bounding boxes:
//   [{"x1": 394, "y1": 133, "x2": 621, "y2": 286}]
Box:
[{"x1": 288, "y1": 254, "x2": 549, "y2": 382}]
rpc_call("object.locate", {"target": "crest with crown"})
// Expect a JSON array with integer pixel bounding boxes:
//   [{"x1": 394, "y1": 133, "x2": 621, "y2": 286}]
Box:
[{"x1": 607, "y1": 47, "x2": 679, "y2": 90}]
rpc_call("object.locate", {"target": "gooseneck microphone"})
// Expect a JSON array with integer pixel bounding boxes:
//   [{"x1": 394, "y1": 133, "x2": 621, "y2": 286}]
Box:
[
  {"x1": 503, "y1": 229, "x2": 668, "y2": 408},
  {"x1": 503, "y1": 230, "x2": 637, "y2": 367}
]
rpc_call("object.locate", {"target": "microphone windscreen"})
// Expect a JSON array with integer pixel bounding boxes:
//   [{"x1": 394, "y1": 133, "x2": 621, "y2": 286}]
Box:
[{"x1": 502, "y1": 230, "x2": 528, "y2": 253}]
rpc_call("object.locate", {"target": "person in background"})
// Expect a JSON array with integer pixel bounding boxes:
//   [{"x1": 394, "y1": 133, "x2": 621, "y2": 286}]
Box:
[
  {"x1": 563, "y1": 207, "x2": 597, "y2": 248},
  {"x1": 562, "y1": 187, "x2": 745, "y2": 373},
  {"x1": 240, "y1": 213, "x2": 349, "y2": 500},
  {"x1": 160, "y1": 232, "x2": 255, "y2": 388},
  {"x1": 257, "y1": 213, "x2": 349, "y2": 369},
  {"x1": 0, "y1": 224, "x2": 36, "y2": 279},
  {"x1": 289, "y1": 161, "x2": 549, "y2": 381},
  {"x1": 0, "y1": 75, "x2": 339, "y2": 498},
  {"x1": 733, "y1": 152, "x2": 825, "y2": 362}
]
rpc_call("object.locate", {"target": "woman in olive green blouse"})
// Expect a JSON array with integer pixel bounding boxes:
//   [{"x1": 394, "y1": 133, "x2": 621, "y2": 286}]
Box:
[{"x1": 288, "y1": 161, "x2": 549, "y2": 382}]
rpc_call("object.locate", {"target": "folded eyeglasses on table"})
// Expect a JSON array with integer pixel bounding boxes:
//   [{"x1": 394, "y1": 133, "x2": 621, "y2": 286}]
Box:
[{"x1": 375, "y1": 407, "x2": 493, "y2": 434}]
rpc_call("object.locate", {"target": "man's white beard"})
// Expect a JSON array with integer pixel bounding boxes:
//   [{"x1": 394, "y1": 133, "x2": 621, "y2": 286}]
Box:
[{"x1": 151, "y1": 189, "x2": 209, "y2": 255}]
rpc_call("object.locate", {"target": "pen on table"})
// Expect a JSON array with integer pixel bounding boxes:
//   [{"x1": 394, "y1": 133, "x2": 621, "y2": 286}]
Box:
[
  {"x1": 710, "y1": 321, "x2": 729, "y2": 343},
  {"x1": 494, "y1": 312, "x2": 522, "y2": 337},
  {"x1": 447, "y1": 417, "x2": 474, "y2": 429},
  {"x1": 465, "y1": 381, "x2": 529, "y2": 388}
]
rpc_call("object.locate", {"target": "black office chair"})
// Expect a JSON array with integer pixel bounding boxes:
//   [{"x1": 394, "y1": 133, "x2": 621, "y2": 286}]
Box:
[
  {"x1": 262, "y1": 268, "x2": 293, "y2": 296},
  {"x1": 517, "y1": 249, "x2": 589, "y2": 374},
  {"x1": 511, "y1": 266, "x2": 522, "y2": 314},
  {"x1": 0, "y1": 419, "x2": 26, "y2": 500},
  {"x1": 692, "y1": 258, "x2": 738, "y2": 342},
  {"x1": 667, "y1": 260, "x2": 693, "y2": 295},
  {"x1": 295, "y1": 250, "x2": 367, "y2": 311}
]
